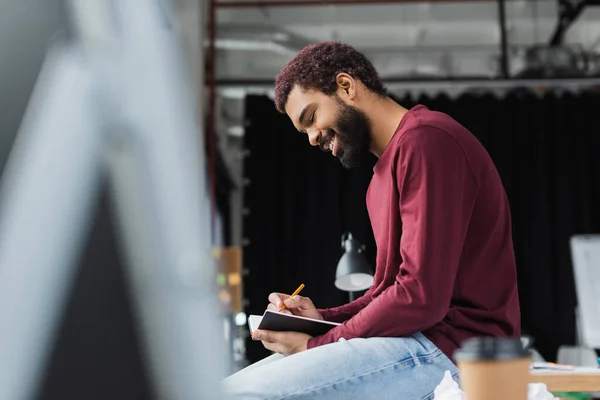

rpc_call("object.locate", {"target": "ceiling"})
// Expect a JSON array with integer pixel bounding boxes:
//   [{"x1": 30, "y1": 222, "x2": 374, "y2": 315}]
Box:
[
  {"x1": 204, "y1": 0, "x2": 600, "y2": 148},
  {"x1": 213, "y1": 0, "x2": 600, "y2": 81}
]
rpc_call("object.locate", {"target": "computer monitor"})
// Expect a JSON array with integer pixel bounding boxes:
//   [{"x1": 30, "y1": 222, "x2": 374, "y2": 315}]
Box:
[{"x1": 570, "y1": 235, "x2": 600, "y2": 349}]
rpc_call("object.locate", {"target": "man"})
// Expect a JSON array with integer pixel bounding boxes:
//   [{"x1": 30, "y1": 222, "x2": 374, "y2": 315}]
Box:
[{"x1": 223, "y1": 42, "x2": 520, "y2": 399}]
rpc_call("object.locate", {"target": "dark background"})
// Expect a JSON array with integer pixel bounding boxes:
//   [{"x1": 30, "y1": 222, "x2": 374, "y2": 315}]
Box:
[{"x1": 242, "y1": 91, "x2": 600, "y2": 364}]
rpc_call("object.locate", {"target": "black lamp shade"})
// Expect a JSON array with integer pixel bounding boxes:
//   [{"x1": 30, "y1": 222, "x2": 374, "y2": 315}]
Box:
[{"x1": 334, "y1": 233, "x2": 374, "y2": 292}]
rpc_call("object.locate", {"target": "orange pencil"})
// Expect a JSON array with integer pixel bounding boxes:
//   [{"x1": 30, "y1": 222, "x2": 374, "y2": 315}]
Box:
[{"x1": 279, "y1": 283, "x2": 305, "y2": 311}]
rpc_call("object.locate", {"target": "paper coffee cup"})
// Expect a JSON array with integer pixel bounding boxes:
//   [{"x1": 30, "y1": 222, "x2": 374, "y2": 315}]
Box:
[{"x1": 454, "y1": 337, "x2": 531, "y2": 400}]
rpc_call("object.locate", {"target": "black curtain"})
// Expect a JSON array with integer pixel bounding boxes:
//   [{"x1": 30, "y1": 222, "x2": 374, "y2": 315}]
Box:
[{"x1": 242, "y1": 91, "x2": 600, "y2": 363}]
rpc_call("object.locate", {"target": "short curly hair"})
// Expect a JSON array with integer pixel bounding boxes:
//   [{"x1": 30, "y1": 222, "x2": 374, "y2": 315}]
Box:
[{"x1": 274, "y1": 42, "x2": 386, "y2": 113}]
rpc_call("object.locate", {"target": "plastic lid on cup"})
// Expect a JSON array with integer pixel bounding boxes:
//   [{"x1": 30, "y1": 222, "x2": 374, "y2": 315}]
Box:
[{"x1": 454, "y1": 337, "x2": 530, "y2": 362}]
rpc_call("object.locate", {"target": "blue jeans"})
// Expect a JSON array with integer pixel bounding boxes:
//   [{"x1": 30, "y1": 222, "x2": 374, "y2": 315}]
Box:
[{"x1": 222, "y1": 333, "x2": 458, "y2": 400}]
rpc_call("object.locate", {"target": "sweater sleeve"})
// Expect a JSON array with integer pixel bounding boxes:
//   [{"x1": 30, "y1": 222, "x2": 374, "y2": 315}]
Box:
[
  {"x1": 317, "y1": 287, "x2": 374, "y2": 323},
  {"x1": 307, "y1": 127, "x2": 479, "y2": 349}
]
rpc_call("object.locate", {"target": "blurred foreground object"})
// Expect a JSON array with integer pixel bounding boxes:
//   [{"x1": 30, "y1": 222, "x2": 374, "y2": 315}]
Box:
[
  {"x1": 0, "y1": 0, "x2": 227, "y2": 399},
  {"x1": 454, "y1": 337, "x2": 531, "y2": 400}
]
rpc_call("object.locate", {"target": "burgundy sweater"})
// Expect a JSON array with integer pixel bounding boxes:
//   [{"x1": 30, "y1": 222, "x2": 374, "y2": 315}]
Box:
[{"x1": 307, "y1": 105, "x2": 521, "y2": 359}]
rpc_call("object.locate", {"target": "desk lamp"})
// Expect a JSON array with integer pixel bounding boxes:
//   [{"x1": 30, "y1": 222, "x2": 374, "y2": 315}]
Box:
[{"x1": 335, "y1": 233, "x2": 374, "y2": 301}]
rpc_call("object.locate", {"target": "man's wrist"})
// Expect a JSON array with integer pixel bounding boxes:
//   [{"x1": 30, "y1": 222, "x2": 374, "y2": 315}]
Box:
[{"x1": 317, "y1": 308, "x2": 331, "y2": 320}]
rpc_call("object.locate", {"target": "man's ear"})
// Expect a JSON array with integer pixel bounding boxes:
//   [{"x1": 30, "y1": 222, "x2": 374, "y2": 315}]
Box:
[{"x1": 336, "y1": 73, "x2": 356, "y2": 100}]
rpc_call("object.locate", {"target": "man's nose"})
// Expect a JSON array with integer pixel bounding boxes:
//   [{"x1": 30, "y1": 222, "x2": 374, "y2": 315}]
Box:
[{"x1": 307, "y1": 130, "x2": 320, "y2": 147}]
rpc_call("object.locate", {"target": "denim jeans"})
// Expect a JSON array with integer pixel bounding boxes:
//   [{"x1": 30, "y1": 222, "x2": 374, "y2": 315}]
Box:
[{"x1": 222, "y1": 333, "x2": 458, "y2": 400}]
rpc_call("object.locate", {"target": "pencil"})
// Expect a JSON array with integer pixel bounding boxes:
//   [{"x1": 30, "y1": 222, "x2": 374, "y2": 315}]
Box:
[{"x1": 279, "y1": 283, "x2": 305, "y2": 311}]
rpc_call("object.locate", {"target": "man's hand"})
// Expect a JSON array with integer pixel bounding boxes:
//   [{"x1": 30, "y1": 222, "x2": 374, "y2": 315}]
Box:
[
  {"x1": 252, "y1": 330, "x2": 311, "y2": 356},
  {"x1": 267, "y1": 293, "x2": 323, "y2": 320}
]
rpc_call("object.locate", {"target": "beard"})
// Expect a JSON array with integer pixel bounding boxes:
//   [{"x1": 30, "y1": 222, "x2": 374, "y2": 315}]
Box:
[{"x1": 318, "y1": 96, "x2": 372, "y2": 169}]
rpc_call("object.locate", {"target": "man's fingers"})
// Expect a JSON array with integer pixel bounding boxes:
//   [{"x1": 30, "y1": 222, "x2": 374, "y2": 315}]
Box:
[
  {"x1": 252, "y1": 329, "x2": 278, "y2": 342},
  {"x1": 267, "y1": 303, "x2": 292, "y2": 314},
  {"x1": 268, "y1": 292, "x2": 289, "y2": 308},
  {"x1": 283, "y1": 295, "x2": 314, "y2": 309}
]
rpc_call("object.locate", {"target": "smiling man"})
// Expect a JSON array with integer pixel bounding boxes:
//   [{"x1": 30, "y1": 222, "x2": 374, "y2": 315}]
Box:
[{"x1": 222, "y1": 42, "x2": 521, "y2": 400}]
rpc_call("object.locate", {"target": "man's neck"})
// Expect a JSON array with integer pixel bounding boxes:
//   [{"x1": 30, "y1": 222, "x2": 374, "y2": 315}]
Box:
[{"x1": 364, "y1": 96, "x2": 409, "y2": 157}]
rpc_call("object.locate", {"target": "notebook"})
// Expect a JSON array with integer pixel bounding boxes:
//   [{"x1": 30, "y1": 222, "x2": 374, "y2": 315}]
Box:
[{"x1": 248, "y1": 310, "x2": 341, "y2": 339}]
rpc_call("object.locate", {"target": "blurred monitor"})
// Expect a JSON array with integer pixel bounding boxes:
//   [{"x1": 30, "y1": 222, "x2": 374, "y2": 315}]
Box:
[{"x1": 570, "y1": 235, "x2": 600, "y2": 350}]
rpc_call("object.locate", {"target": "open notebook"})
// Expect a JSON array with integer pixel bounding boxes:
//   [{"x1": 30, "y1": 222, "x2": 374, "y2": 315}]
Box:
[{"x1": 248, "y1": 310, "x2": 341, "y2": 339}]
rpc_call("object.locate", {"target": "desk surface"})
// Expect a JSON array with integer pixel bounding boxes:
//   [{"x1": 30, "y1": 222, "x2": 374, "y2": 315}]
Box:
[{"x1": 531, "y1": 368, "x2": 600, "y2": 392}]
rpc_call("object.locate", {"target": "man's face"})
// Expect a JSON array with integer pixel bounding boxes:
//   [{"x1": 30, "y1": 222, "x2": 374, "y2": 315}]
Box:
[{"x1": 285, "y1": 86, "x2": 372, "y2": 168}]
